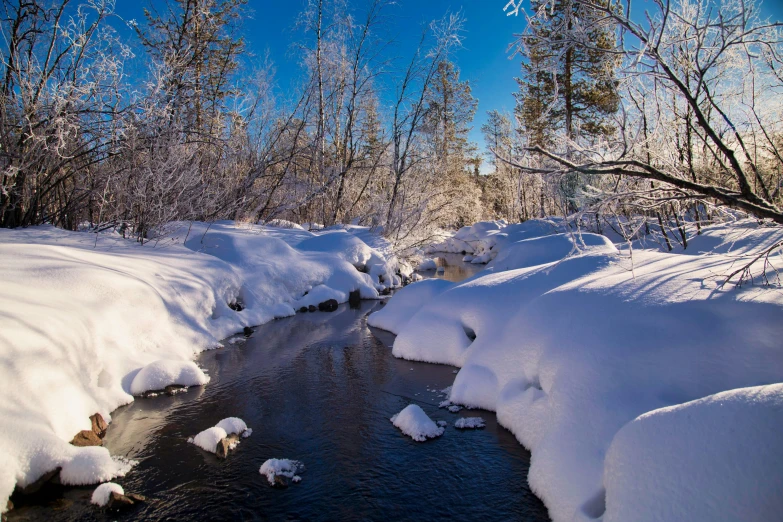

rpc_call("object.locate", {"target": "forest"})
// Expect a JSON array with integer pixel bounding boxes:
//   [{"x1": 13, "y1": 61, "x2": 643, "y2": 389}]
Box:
[{"x1": 0, "y1": 0, "x2": 779, "y2": 253}]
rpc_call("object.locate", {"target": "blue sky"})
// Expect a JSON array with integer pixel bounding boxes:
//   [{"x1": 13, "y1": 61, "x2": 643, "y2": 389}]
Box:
[{"x1": 113, "y1": 0, "x2": 783, "y2": 166}]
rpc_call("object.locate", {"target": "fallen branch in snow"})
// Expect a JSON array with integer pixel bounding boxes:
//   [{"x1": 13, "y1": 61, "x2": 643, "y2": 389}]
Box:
[{"x1": 718, "y1": 240, "x2": 783, "y2": 288}]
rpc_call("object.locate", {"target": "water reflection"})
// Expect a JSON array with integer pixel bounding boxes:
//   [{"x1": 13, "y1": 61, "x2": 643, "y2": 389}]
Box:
[{"x1": 421, "y1": 252, "x2": 486, "y2": 283}]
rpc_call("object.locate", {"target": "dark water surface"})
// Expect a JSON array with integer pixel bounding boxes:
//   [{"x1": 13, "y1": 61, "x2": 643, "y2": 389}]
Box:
[{"x1": 8, "y1": 262, "x2": 549, "y2": 522}]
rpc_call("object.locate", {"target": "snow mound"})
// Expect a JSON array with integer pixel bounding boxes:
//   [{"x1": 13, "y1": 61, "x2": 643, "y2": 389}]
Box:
[
  {"x1": 425, "y1": 219, "x2": 562, "y2": 264},
  {"x1": 129, "y1": 360, "x2": 210, "y2": 395},
  {"x1": 367, "y1": 279, "x2": 453, "y2": 334},
  {"x1": 189, "y1": 427, "x2": 227, "y2": 454},
  {"x1": 91, "y1": 482, "x2": 124, "y2": 507},
  {"x1": 263, "y1": 219, "x2": 305, "y2": 230},
  {"x1": 259, "y1": 459, "x2": 305, "y2": 485},
  {"x1": 454, "y1": 417, "x2": 486, "y2": 429},
  {"x1": 602, "y1": 384, "x2": 783, "y2": 522},
  {"x1": 417, "y1": 258, "x2": 438, "y2": 271},
  {"x1": 189, "y1": 417, "x2": 251, "y2": 453},
  {"x1": 215, "y1": 417, "x2": 248, "y2": 436},
  {"x1": 487, "y1": 233, "x2": 616, "y2": 272},
  {"x1": 390, "y1": 404, "x2": 445, "y2": 442},
  {"x1": 59, "y1": 447, "x2": 135, "y2": 486}
]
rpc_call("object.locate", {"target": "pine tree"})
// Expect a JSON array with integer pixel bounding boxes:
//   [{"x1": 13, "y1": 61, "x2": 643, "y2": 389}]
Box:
[
  {"x1": 514, "y1": 0, "x2": 620, "y2": 145},
  {"x1": 137, "y1": 0, "x2": 246, "y2": 139},
  {"x1": 424, "y1": 60, "x2": 478, "y2": 169}
]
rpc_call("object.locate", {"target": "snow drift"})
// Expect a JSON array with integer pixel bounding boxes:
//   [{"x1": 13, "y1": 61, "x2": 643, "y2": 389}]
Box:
[
  {"x1": 0, "y1": 221, "x2": 399, "y2": 512},
  {"x1": 372, "y1": 221, "x2": 783, "y2": 522}
]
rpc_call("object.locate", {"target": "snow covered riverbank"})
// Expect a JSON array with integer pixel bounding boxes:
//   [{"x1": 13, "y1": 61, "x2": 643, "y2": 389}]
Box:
[
  {"x1": 0, "y1": 221, "x2": 403, "y2": 512},
  {"x1": 372, "y1": 220, "x2": 783, "y2": 522}
]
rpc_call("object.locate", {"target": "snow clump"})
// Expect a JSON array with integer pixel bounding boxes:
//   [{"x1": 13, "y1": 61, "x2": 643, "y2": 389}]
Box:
[
  {"x1": 454, "y1": 417, "x2": 485, "y2": 429},
  {"x1": 91, "y1": 482, "x2": 124, "y2": 507},
  {"x1": 259, "y1": 459, "x2": 305, "y2": 485},
  {"x1": 189, "y1": 417, "x2": 252, "y2": 453},
  {"x1": 129, "y1": 360, "x2": 210, "y2": 395},
  {"x1": 390, "y1": 404, "x2": 445, "y2": 442}
]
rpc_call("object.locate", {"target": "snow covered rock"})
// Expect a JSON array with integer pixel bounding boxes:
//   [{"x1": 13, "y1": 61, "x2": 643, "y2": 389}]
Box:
[
  {"x1": 259, "y1": 459, "x2": 305, "y2": 487},
  {"x1": 129, "y1": 360, "x2": 210, "y2": 396},
  {"x1": 417, "y1": 258, "x2": 438, "y2": 271},
  {"x1": 189, "y1": 417, "x2": 251, "y2": 458},
  {"x1": 190, "y1": 427, "x2": 228, "y2": 454},
  {"x1": 390, "y1": 404, "x2": 445, "y2": 442},
  {"x1": 91, "y1": 482, "x2": 124, "y2": 507},
  {"x1": 215, "y1": 417, "x2": 248, "y2": 436}
]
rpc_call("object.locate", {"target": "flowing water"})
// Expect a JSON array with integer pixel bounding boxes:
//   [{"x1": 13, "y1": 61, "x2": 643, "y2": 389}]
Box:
[{"x1": 7, "y1": 259, "x2": 549, "y2": 522}]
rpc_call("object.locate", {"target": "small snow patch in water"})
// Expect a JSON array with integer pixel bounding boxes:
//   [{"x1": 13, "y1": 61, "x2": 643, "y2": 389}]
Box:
[
  {"x1": 439, "y1": 400, "x2": 452, "y2": 408},
  {"x1": 189, "y1": 417, "x2": 251, "y2": 453},
  {"x1": 91, "y1": 482, "x2": 124, "y2": 507},
  {"x1": 455, "y1": 417, "x2": 486, "y2": 429},
  {"x1": 448, "y1": 405, "x2": 463, "y2": 413},
  {"x1": 391, "y1": 404, "x2": 445, "y2": 442},
  {"x1": 259, "y1": 459, "x2": 305, "y2": 486}
]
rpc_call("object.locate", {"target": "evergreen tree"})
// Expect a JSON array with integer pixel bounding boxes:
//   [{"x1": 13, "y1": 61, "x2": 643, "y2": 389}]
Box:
[
  {"x1": 137, "y1": 0, "x2": 246, "y2": 139},
  {"x1": 514, "y1": 0, "x2": 620, "y2": 145},
  {"x1": 424, "y1": 60, "x2": 478, "y2": 169}
]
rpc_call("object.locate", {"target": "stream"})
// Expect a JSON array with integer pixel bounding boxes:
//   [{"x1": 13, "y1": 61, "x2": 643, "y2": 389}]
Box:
[{"x1": 8, "y1": 256, "x2": 549, "y2": 521}]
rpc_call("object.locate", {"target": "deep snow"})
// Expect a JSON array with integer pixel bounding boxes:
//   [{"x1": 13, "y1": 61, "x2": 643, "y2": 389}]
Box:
[
  {"x1": 0, "y1": 221, "x2": 400, "y2": 511},
  {"x1": 372, "y1": 219, "x2": 783, "y2": 522}
]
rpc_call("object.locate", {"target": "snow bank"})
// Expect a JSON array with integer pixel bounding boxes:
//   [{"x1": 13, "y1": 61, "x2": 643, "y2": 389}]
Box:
[
  {"x1": 390, "y1": 404, "x2": 445, "y2": 442},
  {"x1": 602, "y1": 384, "x2": 783, "y2": 522},
  {"x1": 377, "y1": 219, "x2": 783, "y2": 521},
  {"x1": 0, "y1": 221, "x2": 396, "y2": 510},
  {"x1": 259, "y1": 459, "x2": 304, "y2": 485},
  {"x1": 91, "y1": 482, "x2": 124, "y2": 507},
  {"x1": 425, "y1": 219, "x2": 563, "y2": 265},
  {"x1": 59, "y1": 447, "x2": 135, "y2": 486},
  {"x1": 367, "y1": 279, "x2": 453, "y2": 334},
  {"x1": 129, "y1": 360, "x2": 209, "y2": 395}
]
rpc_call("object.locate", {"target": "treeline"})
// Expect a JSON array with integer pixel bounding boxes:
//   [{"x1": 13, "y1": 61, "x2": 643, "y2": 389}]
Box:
[
  {"x1": 0, "y1": 0, "x2": 780, "y2": 250},
  {"x1": 0, "y1": 0, "x2": 492, "y2": 248}
]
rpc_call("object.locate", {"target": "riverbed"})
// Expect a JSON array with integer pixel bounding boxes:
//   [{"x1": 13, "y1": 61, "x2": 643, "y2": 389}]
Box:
[{"x1": 7, "y1": 257, "x2": 548, "y2": 521}]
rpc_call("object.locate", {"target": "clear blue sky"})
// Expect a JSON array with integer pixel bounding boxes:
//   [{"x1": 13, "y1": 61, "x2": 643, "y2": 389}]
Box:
[{"x1": 113, "y1": 0, "x2": 783, "y2": 168}]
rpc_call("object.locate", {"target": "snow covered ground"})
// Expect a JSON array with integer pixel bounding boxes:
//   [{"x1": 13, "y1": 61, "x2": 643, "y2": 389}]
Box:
[
  {"x1": 0, "y1": 221, "x2": 401, "y2": 512},
  {"x1": 372, "y1": 219, "x2": 783, "y2": 522}
]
